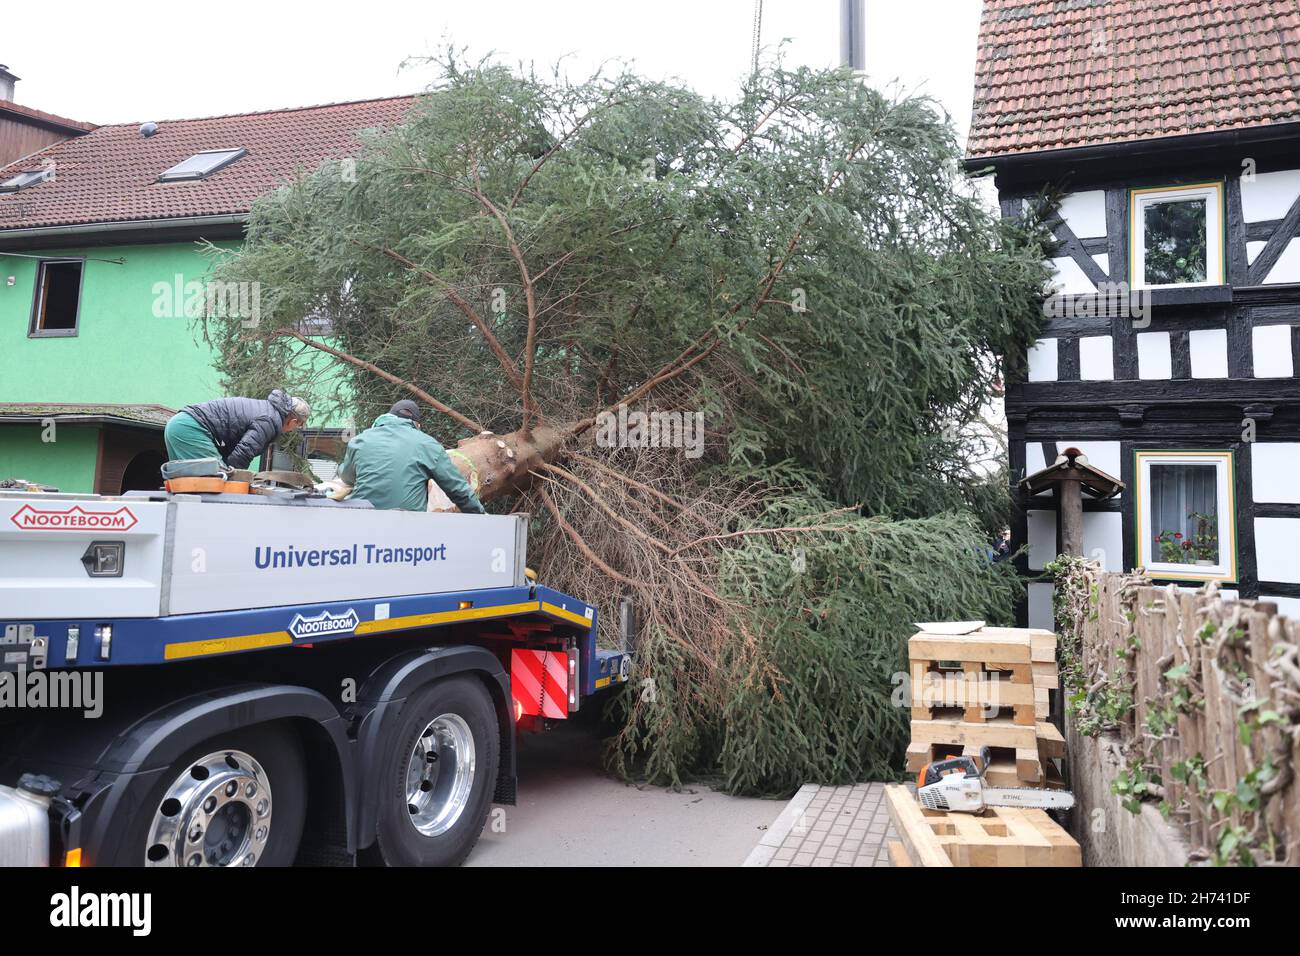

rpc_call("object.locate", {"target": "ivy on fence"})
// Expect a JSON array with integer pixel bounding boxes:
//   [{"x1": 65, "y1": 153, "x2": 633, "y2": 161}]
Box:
[{"x1": 1048, "y1": 555, "x2": 1300, "y2": 866}]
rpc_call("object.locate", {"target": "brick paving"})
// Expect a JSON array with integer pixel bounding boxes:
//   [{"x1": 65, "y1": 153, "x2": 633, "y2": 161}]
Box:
[{"x1": 742, "y1": 782, "x2": 898, "y2": 867}]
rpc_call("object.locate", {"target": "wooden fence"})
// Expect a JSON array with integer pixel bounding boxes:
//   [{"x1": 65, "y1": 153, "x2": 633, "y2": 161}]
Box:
[{"x1": 1057, "y1": 561, "x2": 1300, "y2": 865}]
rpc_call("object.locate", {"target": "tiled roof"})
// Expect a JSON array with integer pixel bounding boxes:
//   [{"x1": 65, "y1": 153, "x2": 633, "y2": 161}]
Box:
[
  {"x1": 0, "y1": 403, "x2": 175, "y2": 426},
  {"x1": 967, "y1": 0, "x2": 1300, "y2": 159},
  {"x1": 0, "y1": 99, "x2": 96, "y2": 133},
  {"x1": 0, "y1": 95, "x2": 417, "y2": 231}
]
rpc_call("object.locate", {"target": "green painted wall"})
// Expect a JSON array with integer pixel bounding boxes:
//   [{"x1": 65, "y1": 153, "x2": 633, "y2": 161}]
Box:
[
  {"x1": 0, "y1": 241, "x2": 236, "y2": 409},
  {"x1": 0, "y1": 237, "x2": 354, "y2": 491},
  {"x1": 0, "y1": 424, "x2": 99, "y2": 491}
]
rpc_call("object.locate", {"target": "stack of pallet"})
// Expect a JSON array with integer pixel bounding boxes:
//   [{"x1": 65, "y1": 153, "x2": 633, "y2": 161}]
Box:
[
  {"x1": 906, "y1": 624, "x2": 1065, "y2": 789},
  {"x1": 884, "y1": 785, "x2": 1080, "y2": 867}
]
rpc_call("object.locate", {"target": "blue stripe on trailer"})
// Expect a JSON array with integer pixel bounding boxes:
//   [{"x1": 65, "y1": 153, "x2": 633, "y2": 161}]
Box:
[{"x1": 14, "y1": 584, "x2": 598, "y2": 670}]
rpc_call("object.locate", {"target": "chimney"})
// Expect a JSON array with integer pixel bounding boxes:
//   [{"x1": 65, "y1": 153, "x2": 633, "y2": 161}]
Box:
[{"x1": 0, "y1": 65, "x2": 17, "y2": 102}]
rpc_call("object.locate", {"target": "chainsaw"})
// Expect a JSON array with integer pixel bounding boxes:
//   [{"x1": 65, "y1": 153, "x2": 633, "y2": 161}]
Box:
[{"x1": 916, "y1": 746, "x2": 1075, "y2": 813}]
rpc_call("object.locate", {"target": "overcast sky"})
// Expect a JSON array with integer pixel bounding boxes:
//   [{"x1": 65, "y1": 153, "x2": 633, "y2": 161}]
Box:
[{"x1": 8, "y1": 1, "x2": 984, "y2": 143}]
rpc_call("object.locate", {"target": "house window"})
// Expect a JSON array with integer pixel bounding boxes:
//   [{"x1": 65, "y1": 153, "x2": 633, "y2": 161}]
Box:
[
  {"x1": 1130, "y1": 183, "x2": 1224, "y2": 289},
  {"x1": 1135, "y1": 450, "x2": 1237, "y2": 582},
  {"x1": 29, "y1": 259, "x2": 84, "y2": 336},
  {"x1": 157, "y1": 148, "x2": 246, "y2": 182},
  {"x1": 298, "y1": 312, "x2": 335, "y2": 336}
]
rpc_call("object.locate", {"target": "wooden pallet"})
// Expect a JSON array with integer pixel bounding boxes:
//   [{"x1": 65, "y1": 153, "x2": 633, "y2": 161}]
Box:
[
  {"x1": 1032, "y1": 660, "x2": 1058, "y2": 719},
  {"x1": 884, "y1": 784, "x2": 1080, "y2": 867},
  {"x1": 983, "y1": 747, "x2": 1067, "y2": 790},
  {"x1": 909, "y1": 626, "x2": 1056, "y2": 722},
  {"x1": 907, "y1": 624, "x2": 1063, "y2": 787},
  {"x1": 907, "y1": 719, "x2": 1066, "y2": 780},
  {"x1": 907, "y1": 737, "x2": 1044, "y2": 784},
  {"x1": 909, "y1": 661, "x2": 1036, "y2": 725}
]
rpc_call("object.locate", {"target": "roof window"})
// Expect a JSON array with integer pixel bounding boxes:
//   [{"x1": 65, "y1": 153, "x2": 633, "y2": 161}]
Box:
[
  {"x1": 0, "y1": 167, "x2": 54, "y2": 193},
  {"x1": 158, "y1": 148, "x2": 245, "y2": 182}
]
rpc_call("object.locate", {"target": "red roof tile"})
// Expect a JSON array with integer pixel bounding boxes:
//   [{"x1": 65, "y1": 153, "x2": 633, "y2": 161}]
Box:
[
  {"x1": 0, "y1": 95, "x2": 417, "y2": 231},
  {"x1": 967, "y1": 0, "x2": 1300, "y2": 159}
]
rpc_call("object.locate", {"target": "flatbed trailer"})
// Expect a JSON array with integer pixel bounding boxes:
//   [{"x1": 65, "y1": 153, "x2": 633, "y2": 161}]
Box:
[{"x1": 0, "y1": 489, "x2": 629, "y2": 867}]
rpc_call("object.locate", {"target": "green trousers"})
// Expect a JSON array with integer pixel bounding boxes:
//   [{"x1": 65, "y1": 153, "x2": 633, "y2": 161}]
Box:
[{"x1": 164, "y1": 411, "x2": 221, "y2": 461}]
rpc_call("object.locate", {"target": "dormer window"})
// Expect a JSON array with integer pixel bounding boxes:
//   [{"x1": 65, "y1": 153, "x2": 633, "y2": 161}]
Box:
[
  {"x1": 1130, "y1": 182, "x2": 1224, "y2": 289},
  {"x1": 158, "y1": 148, "x2": 246, "y2": 182},
  {"x1": 0, "y1": 167, "x2": 54, "y2": 193}
]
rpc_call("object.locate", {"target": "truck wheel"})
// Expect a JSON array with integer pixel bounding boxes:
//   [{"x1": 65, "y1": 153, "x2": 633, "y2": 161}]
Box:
[
  {"x1": 374, "y1": 676, "x2": 500, "y2": 867},
  {"x1": 114, "y1": 725, "x2": 306, "y2": 867}
]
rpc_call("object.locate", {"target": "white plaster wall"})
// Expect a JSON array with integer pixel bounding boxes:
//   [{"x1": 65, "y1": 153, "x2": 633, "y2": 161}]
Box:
[
  {"x1": 1262, "y1": 238, "x2": 1300, "y2": 284},
  {"x1": 1028, "y1": 581, "x2": 1055, "y2": 631},
  {"x1": 1027, "y1": 509, "x2": 1055, "y2": 570},
  {"x1": 1137, "y1": 331, "x2": 1171, "y2": 379},
  {"x1": 1048, "y1": 256, "x2": 1097, "y2": 296},
  {"x1": 1083, "y1": 511, "x2": 1124, "y2": 571},
  {"x1": 1059, "y1": 190, "x2": 1108, "y2": 238},
  {"x1": 1251, "y1": 442, "x2": 1300, "y2": 503},
  {"x1": 1253, "y1": 325, "x2": 1294, "y2": 378},
  {"x1": 1024, "y1": 510, "x2": 1120, "y2": 572},
  {"x1": 1240, "y1": 168, "x2": 1300, "y2": 222},
  {"x1": 1079, "y1": 335, "x2": 1114, "y2": 380},
  {"x1": 1189, "y1": 328, "x2": 1228, "y2": 378},
  {"x1": 1027, "y1": 338, "x2": 1058, "y2": 382},
  {"x1": 1255, "y1": 517, "x2": 1300, "y2": 585}
]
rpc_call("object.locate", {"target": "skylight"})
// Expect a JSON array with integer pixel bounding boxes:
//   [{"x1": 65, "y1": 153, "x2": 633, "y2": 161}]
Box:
[
  {"x1": 157, "y1": 148, "x2": 246, "y2": 182},
  {"x1": 0, "y1": 167, "x2": 54, "y2": 193}
]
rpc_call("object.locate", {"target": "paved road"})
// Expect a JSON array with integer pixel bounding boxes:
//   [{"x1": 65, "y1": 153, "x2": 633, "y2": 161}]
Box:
[{"x1": 466, "y1": 720, "x2": 784, "y2": 866}]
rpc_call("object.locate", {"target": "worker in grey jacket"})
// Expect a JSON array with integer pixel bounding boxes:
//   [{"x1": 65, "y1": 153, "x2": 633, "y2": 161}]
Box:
[
  {"x1": 165, "y1": 389, "x2": 310, "y2": 469},
  {"x1": 339, "y1": 400, "x2": 486, "y2": 513}
]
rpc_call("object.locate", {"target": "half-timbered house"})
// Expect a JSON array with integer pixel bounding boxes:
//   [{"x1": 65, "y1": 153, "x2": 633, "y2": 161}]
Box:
[{"x1": 967, "y1": 0, "x2": 1300, "y2": 625}]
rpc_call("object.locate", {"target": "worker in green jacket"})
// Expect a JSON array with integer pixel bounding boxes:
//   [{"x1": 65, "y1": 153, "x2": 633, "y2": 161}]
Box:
[{"x1": 339, "y1": 400, "x2": 486, "y2": 513}]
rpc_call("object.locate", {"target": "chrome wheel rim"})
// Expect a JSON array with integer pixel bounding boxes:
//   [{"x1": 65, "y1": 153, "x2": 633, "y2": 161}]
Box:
[
  {"x1": 145, "y1": 750, "x2": 272, "y2": 867},
  {"x1": 405, "y1": 713, "x2": 475, "y2": 837}
]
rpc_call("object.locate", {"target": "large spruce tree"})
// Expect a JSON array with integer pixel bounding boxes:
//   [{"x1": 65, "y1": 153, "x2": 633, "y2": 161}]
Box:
[{"x1": 208, "y1": 56, "x2": 1049, "y2": 794}]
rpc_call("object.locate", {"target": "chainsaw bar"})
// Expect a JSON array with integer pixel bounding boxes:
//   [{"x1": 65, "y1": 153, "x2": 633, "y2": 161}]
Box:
[{"x1": 981, "y1": 787, "x2": 1075, "y2": 810}]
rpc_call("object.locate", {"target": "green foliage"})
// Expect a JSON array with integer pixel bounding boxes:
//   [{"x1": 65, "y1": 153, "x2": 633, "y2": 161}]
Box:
[
  {"x1": 1111, "y1": 760, "x2": 1156, "y2": 816},
  {"x1": 611, "y1": 498, "x2": 1022, "y2": 794}
]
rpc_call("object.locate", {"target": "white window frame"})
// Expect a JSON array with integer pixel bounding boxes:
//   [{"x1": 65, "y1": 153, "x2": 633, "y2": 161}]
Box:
[
  {"x1": 1134, "y1": 450, "x2": 1237, "y2": 583},
  {"x1": 1130, "y1": 182, "x2": 1225, "y2": 290}
]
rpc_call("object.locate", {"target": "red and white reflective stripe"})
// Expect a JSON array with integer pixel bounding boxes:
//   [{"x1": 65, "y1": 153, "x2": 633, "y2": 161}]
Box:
[{"x1": 511, "y1": 648, "x2": 568, "y2": 719}]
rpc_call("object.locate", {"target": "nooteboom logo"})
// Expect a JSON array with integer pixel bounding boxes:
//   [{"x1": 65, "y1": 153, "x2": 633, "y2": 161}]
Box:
[
  {"x1": 288, "y1": 608, "x2": 360, "y2": 640},
  {"x1": 9, "y1": 504, "x2": 138, "y2": 531}
]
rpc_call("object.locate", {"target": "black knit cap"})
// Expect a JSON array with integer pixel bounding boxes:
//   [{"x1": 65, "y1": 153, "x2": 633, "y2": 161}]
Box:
[{"x1": 390, "y1": 399, "x2": 422, "y2": 422}]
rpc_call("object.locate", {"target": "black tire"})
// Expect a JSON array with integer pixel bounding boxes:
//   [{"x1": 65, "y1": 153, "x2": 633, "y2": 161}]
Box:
[
  {"x1": 109, "y1": 724, "x2": 307, "y2": 867},
  {"x1": 374, "y1": 676, "x2": 500, "y2": 867}
]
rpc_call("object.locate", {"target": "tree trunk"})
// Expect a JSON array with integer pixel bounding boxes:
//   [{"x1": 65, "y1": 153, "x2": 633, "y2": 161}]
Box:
[{"x1": 445, "y1": 423, "x2": 571, "y2": 503}]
